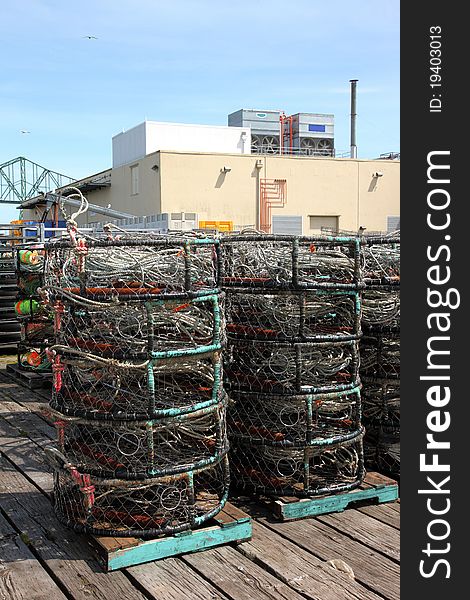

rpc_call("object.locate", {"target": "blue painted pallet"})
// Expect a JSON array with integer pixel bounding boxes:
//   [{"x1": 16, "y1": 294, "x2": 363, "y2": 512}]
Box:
[
  {"x1": 270, "y1": 472, "x2": 399, "y2": 521},
  {"x1": 93, "y1": 502, "x2": 252, "y2": 571}
]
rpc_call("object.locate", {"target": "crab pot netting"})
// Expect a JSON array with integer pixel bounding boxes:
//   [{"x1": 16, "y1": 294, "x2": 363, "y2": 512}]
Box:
[
  {"x1": 221, "y1": 235, "x2": 363, "y2": 289},
  {"x1": 361, "y1": 289, "x2": 400, "y2": 330},
  {"x1": 43, "y1": 233, "x2": 229, "y2": 535},
  {"x1": 226, "y1": 289, "x2": 361, "y2": 342},
  {"x1": 229, "y1": 433, "x2": 364, "y2": 497},
  {"x1": 228, "y1": 387, "x2": 362, "y2": 445},
  {"x1": 53, "y1": 293, "x2": 225, "y2": 359},
  {"x1": 225, "y1": 339, "x2": 360, "y2": 394},
  {"x1": 50, "y1": 351, "x2": 224, "y2": 420},
  {"x1": 362, "y1": 377, "x2": 400, "y2": 476},
  {"x1": 362, "y1": 236, "x2": 400, "y2": 286},
  {"x1": 360, "y1": 334, "x2": 400, "y2": 379},
  {"x1": 51, "y1": 397, "x2": 228, "y2": 479},
  {"x1": 360, "y1": 236, "x2": 400, "y2": 476},
  {"x1": 44, "y1": 235, "x2": 221, "y2": 297},
  {"x1": 221, "y1": 235, "x2": 365, "y2": 496},
  {"x1": 51, "y1": 452, "x2": 230, "y2": 538}
]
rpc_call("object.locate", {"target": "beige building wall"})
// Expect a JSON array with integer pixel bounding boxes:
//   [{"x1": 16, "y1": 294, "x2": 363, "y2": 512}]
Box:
[
  {"x1": 77, "y1": 151, "x2": 399, "y2": 234},
  {"x1": 160, "y1": 152, "x2": 258, "y2": 229},
  {"x1": 80, "y1": 156, "x2": 161, "y2": 225}
]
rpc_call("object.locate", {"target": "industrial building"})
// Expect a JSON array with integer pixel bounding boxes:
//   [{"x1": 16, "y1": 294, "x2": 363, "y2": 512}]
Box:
[{"x1": 19, "y1": 111, "x2": 399, "y2": 235}]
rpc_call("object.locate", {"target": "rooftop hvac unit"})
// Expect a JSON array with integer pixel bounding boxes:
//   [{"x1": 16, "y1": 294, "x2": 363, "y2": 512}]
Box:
[
  {"x1": 291, "y1": 113, "x2": 334, "y2": 138},
  {"x1": 228, "y1": 109, "x2": 282, "y2": 135},
  {"x1": 251, "y1": 134, "x2": 280, "y2": 154},
  {"x1": 229, "y1": 109, "x2": 281, "y2": 155},
  {"x1": 299, "y1": 138, "x2": 334, "y2": 156}
]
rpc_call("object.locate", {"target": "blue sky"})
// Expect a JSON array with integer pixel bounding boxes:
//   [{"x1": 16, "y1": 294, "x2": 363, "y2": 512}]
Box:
[{"x1": 1, "y1": 0, "x2": 399, "y2": 222}]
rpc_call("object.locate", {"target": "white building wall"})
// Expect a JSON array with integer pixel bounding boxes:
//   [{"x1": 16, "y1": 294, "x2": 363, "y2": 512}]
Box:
[
  {"x1": 112, "y1": 123, "x2": 147, "y2": 168},
  {"x1": 112, "y1": 121, "x2": 251, "y2": 168}
]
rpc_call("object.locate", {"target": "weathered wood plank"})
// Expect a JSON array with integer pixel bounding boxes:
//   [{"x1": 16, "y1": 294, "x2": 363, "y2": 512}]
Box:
[
  {"x1": 0, "y1": 378, "x2": 53, "y2": 425},
  {"x1": 0, "y1": 412, "x2": 53, "y2": 492},
  {"x1": 358, "y1": 503, "x2": 400, "y2": 529},
  {"x1": 237, "y1": 520, "x2": 383, "y2": 600},
  {"x1": 0, "y1": 456, "x2": 149, "y2": 600},
  {"x1": 127, "y1": 557, "x2": 230, "y2": 599},
  {"x1": 184, "y1": 545, "x2": 305, "y2": 600},
  {"x1": 0, "y1": 512, "x2": 67, "y2": 600},
  {"x1": 318, "y1": 509, "x2": 400, "y2": 562},
  {"x1": 97, "y1": 521, "x2": 252, "y2": 571},
  {"x1": 364, "y1": 471, "x2": 397, "y2": 487},
  {"x1": 257, "y1": 514, "x2": 400, "y2": 600},
  {"x1": 0, "y1": 398, "x2": 55, "y2": 443}
]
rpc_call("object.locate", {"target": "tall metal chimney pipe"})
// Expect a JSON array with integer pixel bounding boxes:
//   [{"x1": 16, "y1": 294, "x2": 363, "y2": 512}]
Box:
[{"x1": 350, "y1": 79, "x2": 358, "y2": 159}]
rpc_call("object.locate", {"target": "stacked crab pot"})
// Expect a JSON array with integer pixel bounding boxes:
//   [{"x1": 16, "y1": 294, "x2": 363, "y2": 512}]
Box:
[
  {"x1": 43, "y1": 233, "x2": 229, "y2": 538},
  {"x1": 222, "y1": 235, "x2": 365, "y2": 497},
  {"x1": 14, "y1": 245, "x2": 53, "y2": 372},
  {"x1": 361, "y1": 236, "x2": 400, "y2": 478}
]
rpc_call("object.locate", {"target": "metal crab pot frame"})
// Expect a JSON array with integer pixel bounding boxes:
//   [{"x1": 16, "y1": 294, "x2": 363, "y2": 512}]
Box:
[
  {"x1": 51, "y1": 396, "x2": 229, "y2": 479},
  {"x1": 225, "y1": 338, "x2": 361, "y2": 395},
  {"x1": 49, "y1": 450, "x2": 230, "y2": 538},
  {"x1": 229, "y1": 431, "x2": 365, "y2": 497},
  {"x1": 361, "y1": 376, "x2": 400, "y2": 474},
  {"x1": 50, "y1": 349, "x2": 225, "y2": 420},
  {"x1": 225, "y1": 288, "x2": 362, "y2": 342},
  {"x1": 52, "y1": 292, "x2": 225, "y2": 360},
  {"x1": 45, "y1": 236, "x2": 223, "y2": 298},
  {"x1": 360, "y1": 333, "x2": 400, "y2": 379},
  {"x1": 228, "y1": 386, "x2": 362, "y2": 446},
  {"x1": 221, "y1": 235, "x2": 364, "y2": 291},
  {"x1": 361, "y1": 236, "x2": 400, "y2": 287}
]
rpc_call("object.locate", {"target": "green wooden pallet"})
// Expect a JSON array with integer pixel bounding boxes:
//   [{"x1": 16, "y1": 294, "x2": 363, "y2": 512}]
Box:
[
  {"x1": 269, "y1": 471, "x2": 399, "y2": 521},
  {"x1": 92, "y1": 502, "x2": 252, "y2": 571}
]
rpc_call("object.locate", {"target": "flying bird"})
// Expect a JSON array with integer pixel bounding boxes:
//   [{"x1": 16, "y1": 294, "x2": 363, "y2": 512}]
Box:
[{"x1": 83, "y1": 35, "x2": 98, "y2": 39}]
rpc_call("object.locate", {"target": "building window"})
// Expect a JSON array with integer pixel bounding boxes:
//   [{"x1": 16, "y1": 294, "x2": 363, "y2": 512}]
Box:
[
  {"x1": 130, "y1": 164, "x2": 139, "y2": 195},
  {"x1": 309, "y1": 215, "x2": 339, "y2": 234}
]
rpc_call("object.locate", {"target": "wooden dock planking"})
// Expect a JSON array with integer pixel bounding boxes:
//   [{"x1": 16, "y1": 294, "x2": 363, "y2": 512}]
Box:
[
  {"x1": 0, "y1": 404, "x2": 54, "y2": 492},
  {"x1": 256, "y1": 513, "x2": 400, "y2": 600},
  {"x1": 0, "y1": 511, "x2": 67, "y2": 600},
  {"x1": 0, "y1": 378, "x2": 52, "y2": 423},
  {"x1": 0, "y1": 456, "x2": 150, "y2": 600},
  {"x1": 0, "y1": 370, "x2": 399, "y2": 600},
  {"x1": 184, "y1": 545, "x2": 306, "y2": 600},
  {"x1": 126, "y1": 557, "x2": 230, "y2": 599},
  {"x1": 318, "y1": 509, "x2": 400, "y2": 562},
  {"x1": 358, "y1": 503, "x2": 400, "y2": 529},
  {"x1": 236, "y1": 520, "x2": 383, "y2": 600},
  {"x1": 0, "y1": 397, "x2": 54, "y2": 444}
]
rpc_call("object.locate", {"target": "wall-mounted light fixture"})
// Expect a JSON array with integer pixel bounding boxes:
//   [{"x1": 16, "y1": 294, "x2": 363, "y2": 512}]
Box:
[
  {"x1": 221, "y1": 166, "x2": 231, "y2": 174},
  {"x1": 151, "y1": 164, "x2": 159, "y2": 171},
  {"x1": 372, "y1": 171, "x2": 384, "y2": 178}
]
